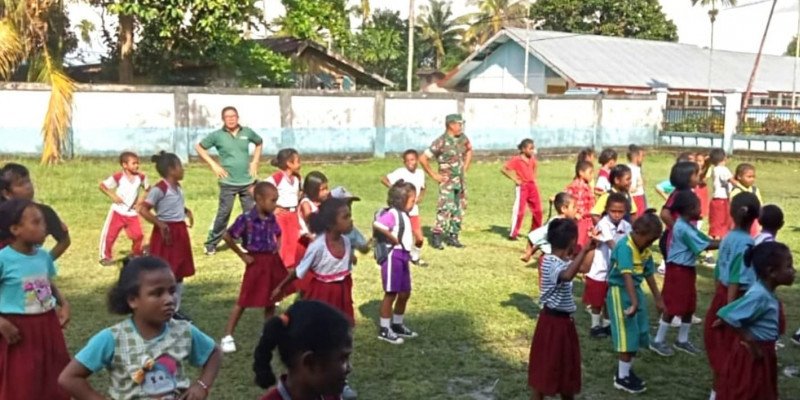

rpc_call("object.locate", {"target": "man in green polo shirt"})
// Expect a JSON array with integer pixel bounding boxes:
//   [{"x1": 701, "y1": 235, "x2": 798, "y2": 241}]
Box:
[{"x1": 195, "y1": 106, "x2": 263, "y2": 255}]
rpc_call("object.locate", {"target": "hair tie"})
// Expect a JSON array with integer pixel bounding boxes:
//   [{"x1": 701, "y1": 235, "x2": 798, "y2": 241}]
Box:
[{"x1": 280, "y1": 313, "x2": 290, "y2": 326}]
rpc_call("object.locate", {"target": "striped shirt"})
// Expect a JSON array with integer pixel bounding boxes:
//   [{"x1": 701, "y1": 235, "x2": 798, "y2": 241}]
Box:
[{"x1": 539, "y1": 254, "x2": 576, "y2": 313}]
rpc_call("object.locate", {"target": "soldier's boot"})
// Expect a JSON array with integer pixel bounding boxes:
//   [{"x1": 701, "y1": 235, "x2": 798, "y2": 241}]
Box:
[
  {"x1": 431, "y1": 233, "x2": 445, "y2": 250},
  {"x1": 446, "y1": 234, "x2": 465, "y2": 248}
]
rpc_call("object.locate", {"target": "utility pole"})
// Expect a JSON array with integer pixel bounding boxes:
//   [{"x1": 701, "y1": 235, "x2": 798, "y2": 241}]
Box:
[
  {"x1": 407, "y1": 0, "x2": 415, "y2": 92},
  {"x1": 793, "y1": 0, "x2": 800, "y2": 110}
]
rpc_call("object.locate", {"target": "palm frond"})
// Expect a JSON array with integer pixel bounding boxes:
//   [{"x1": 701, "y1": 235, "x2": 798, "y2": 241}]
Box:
[
  {"x1": 37, "y1": 49, "x2": 75, "y2": 164},
  {"x1": 0, "y1": 21, "x2": 24, "y2": 80}
]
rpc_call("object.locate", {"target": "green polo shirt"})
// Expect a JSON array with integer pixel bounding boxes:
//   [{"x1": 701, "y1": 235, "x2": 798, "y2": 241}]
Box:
[{"x1": 199, "y1": 126, "x2": 263, "y2": 186}]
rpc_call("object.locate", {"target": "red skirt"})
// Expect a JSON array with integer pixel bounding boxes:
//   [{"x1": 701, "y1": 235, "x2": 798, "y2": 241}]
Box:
[
  {"x1": 293, "y1": 236, "x2": 314, "y2": 293},
  {"x1": 576, "y1": 217, "x2": 593, "y2": 249},
  {"x1": 0, "y1": 311, "x2": 70, "y2": 400},
  {"x1": 276, "y1": 211, "x2": 301, "y2": 268},
  {"x1": 696, "y1": 185, "x2": 710, "y2": 218},
  {"x1": 238, "y1": 253, "x2": 287, "y2": 308},
  {"x1": 632, "y1": 195, "x2": 646, "y2": 218},
  {"x1": 306, "y1": 276, "x2": 355, "y2": 326},
  {"x1": 704, "y1": 282, "x2": 741, "y2": 374},
  {"x1": 716, "y1": 341, "x2": 777, "y2": 400},
  {"x1": 528, "y1": 310, "x2": 581, "y2": 396},
  {"x1": 662, "y1": 263, "x2": 697, "y2": 316},
  {"x1": 709, "y1": 198, "x2": 731, "y2": 238},
  {"x1": 149, "y1": 221, "x2": 195, "y2": 279},
  {"x1": 582, "y1": 277, "x2": 608, "y2": 308}
]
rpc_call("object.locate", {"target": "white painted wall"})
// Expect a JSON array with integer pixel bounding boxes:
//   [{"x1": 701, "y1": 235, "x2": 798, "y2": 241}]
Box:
[{"x1": 467, "y1": 42, "x2": 547, "y2": 94}]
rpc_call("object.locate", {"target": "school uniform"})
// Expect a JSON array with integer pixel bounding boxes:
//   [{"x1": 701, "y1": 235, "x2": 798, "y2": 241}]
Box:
[
  {"x1": 374, "y1": 208, "x2": 414, "y2": 293},
  {"x1": 505, "y1": 155, "x2": 542, "y2": 238},
  {"x1": 0, "y1": 204, "x2": 70, "y2": 252},
  {"x1": 296, "y1": 235, "x2": 354, "y2": 325},
  {"x1": 564, "y1": 178, "x2": 595, "y2": 248},
  {"x1": 591, "y1": 188, "x2": 638, "y2": 223},
  {"x1": 527, "y1": 217, "x2": 560, "y2": 291},
  {"x1": 595, "y1": 167, "x2": 611, "y2": 195},
  {"x1": 260, "y1": 375, "x2": 342, "y2": 400},
  {"x1": 709, "y1": 165, "x2": 733, "y2": 237},
  {"x1": 0, "y1": 247, "x2": 70, "y2": 400},
  {"x1": 227, "y1": 209, "x2": 285, "y2": 307},
  {"x1": 730, "y1": 183, "x2": 763, "y2": 237},
  {"x1": 583, "y1": 216, "x2": 631, "y2": 308},
  {"x1": 294, "y1": 198, "x2": 319, "y2": 292},
  {"x1": 663, "y1": 218, "x2": 711, "y2": 316},
  {"x1": 749, "y1": 231, "x2": 786, "y2": 335},
  {"x1": 606, "y1": 235, "x2": 656, "y2": 354},
  {"x1": 716, "y1": 281, "x2": 781, "y2": 400},
  {"x1": 659, "y1": 189, "x2": 700, "y2": 258},
  {"x1": 266, "y1": 172, "x2": 302, "y2": 268},
  {"x1": 145, "y1": 180, "x2": 194, "y2": 279},
  {"x1": 99, "y1": 171, "x2": 148, "y2": 260},
  {"x1": 528, "y1": 255, "x2": 581, "y2": 397},
  {"x1": 385, "y1": 167, "x2": 426, "y2": 235},
  {"x1": 628, "y1": 163, "x2": 646, "y2": 217}
]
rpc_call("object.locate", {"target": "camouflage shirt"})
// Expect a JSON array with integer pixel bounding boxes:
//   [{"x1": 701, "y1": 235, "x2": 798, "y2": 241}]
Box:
[{"x1": 425, "y1": 132, "x2": 472, "y2": 179}]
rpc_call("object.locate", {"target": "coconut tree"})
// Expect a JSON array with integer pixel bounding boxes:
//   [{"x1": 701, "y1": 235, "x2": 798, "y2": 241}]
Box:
[
  {"x1": 0, "y1": 0, "x2": 75, "y2": 164},
  {"x1": 691, "y1": 0, "x2": 737, "y2": 112},
  {"x1": 741, "y1": 0, "x2": 778, "y2": 124},
  {"x1": 417, "y1": 0, "x2": 462, "y2": 70},
  {"x1": 458, "y1": 0, "x2": 529, "y2": 49}
]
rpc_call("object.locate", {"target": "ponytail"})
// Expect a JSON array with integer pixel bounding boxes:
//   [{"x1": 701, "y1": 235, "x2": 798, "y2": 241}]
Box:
[
  {"x1": 253, "y1": 316, "x2": 286, "y2": 388},
  {"x1": 742, "y1": 244, "x2": 756, "y2": 269}
]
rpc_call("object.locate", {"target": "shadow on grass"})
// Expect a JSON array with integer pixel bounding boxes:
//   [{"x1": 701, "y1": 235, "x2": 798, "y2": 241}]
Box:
[
  {"x1": 484, "y1": 225, "x2": 511, "y2": 239},
  {"x1": 500, "y1": 293, "x2": 539, "y2": 320}
]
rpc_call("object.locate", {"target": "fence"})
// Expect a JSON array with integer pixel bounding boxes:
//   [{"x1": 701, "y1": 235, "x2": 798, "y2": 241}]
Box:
[
  {"x1": 663, "y1": 106, "x2": 725, "y2": 134},
  {"x1": 739, "y1": 108, "x2": 800, "y2": 136}
]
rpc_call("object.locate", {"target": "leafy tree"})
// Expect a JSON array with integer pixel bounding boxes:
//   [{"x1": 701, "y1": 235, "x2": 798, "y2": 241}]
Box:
[
  {"x1": 277, "y1": 0, "x2": 350, "y2": 48},
  {"x1": 350, "y1": 9, "x2": 407, "y2": 88},
  {"x1": 458, "y1": 0, "x2": 529, "y2": 48},
  {"x1": 417, "y1": 0, "x2": 462, "y2": 70}
]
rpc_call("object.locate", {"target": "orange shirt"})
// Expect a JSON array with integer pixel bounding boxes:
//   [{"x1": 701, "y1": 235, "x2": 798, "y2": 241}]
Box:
[{"x1": 504, "y1": 155, "x2": 537, "y2": 183}]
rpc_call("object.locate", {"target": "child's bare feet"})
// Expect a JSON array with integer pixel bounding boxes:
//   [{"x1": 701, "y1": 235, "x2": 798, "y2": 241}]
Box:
[{"x1": 520, "y1": 254, "x2": 532, "y2": 263}]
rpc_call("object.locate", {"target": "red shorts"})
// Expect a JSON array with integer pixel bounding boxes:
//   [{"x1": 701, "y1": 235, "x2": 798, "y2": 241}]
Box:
[
  {"x1": 528, "y1": 310, "x2": 581, "y2": 396},
  {"x1": 709, "y1": 198, "x2": 731, "y2": 238},
  {"x1": 716, "y1": 341, "x2": 777, "y2": 400},
  {"x1": 276, "y1": 211, "x2": 301, "y2": 268},
  {"x1": 662, "y1": 263, "x2": 697, "y2": 316},
  {"x1": 696, "y1": 185, "x2": 710, "y2": 218},
  {"x1": 582, "y1": 277, "x2": 608, "y2": 308},
  {"x1": 306, "y1": 276, "x2": 355, "y2": 326},
  {"x1": 632, "y1": 195, "x2": 646, "y2": 217},
  {"x1": 238, "y1": 253, "x2": 287, "y2": 308},
  {"x1": 149, "y1": 221, "x2": 195, "y2": 279},
  {"x1": 705, "y1": 282, "x2": 741, "y2": 374},
  {"x1": 410, "y1": 215, "x2": 421, "y2": 234}
]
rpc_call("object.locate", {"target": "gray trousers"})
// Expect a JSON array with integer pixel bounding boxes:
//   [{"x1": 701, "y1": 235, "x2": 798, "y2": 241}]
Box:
[{"x1": 205, "y1": 183, "x2": 255, "y2": 248}]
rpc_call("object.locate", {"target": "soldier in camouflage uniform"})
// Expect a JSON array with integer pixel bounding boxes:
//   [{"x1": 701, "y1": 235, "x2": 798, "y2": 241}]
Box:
[{"x1": 419, "y1": 114, "x2": 473, "y2": 249}]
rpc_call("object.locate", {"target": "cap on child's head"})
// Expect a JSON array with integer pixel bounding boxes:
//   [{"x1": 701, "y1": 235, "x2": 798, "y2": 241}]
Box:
[{"x1": 330, "y1": 186, "x2": 360, "y2": 201}]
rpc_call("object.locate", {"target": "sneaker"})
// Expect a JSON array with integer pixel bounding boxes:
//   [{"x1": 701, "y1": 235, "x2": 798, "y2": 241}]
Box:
[
  {"x1": 220, "y1": 335, "x2": 237, "y2": 353},
  {"x1": 649, "y1": 341, "x2": 675, "y2": 357},
  {"x1": 791, "y1": 333, "x2": 800, "y2": 346},
  {"x1": 342, "y1": 384, "x2": 358, "y2": 399},
  {"x1": 391, "y1": 323, "x2": 419, "y2": 338},
  {"x1": 692, "y1": 315, "x2": 703, "y2": 325},
  {"x1": 614, "y1": 375, "x2": 647, "y2": 394},
  {"x1": 657, "y1": 261, "x2": 666, "y2": 275},
  {"x1": 602, "y1": 325, "x2": 612, "y2": 336},
  {"x1": 508, "y1": 236, "x2": 519, "y2": 241},
  {"x1": 590, "y1": 326, "x2": 609, "y2": 339},
  {"x1": 99, "y1": 258, "x2": 115, "y2": 267},
  {"x1": 378, "y1": 327, "x2": 404, "y2": 344},
  {"x1": 411, "y1": 258, "x2": 429, "y2": 267},
  {"x1": 430, "y1": 234, "x2": 444, "y2": 250},
  {"x1": 674, "y1": 341, "x2": 703, "y2": 355},
  {"x1": 204, "y1": 246, "x2": 216, "y2": 256},
  {"x1": 172, "y1": 311, "x2": 192, "y2": 322},
  {"x1": 630, "y1": 370, "x2": 646, "y2": 386},
  {"x1": 703, "y1": 254, "x2": 716, "y2": 265}
]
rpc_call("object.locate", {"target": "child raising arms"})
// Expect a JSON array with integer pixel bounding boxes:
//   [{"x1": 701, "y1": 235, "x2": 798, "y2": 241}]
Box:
[{"x1": 59, "y1": 256, "x2": 222, "y2": 400}]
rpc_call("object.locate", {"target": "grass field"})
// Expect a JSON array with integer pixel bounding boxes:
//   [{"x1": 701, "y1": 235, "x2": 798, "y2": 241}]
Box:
[{"x1": 7, "y1": 153, "x2": 800, "y2": 400}]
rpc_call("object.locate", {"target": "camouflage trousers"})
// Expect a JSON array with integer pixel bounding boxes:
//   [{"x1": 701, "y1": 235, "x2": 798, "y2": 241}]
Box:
[{"x1": 433, "y1": 181, "x2": 467, "y2": 236}]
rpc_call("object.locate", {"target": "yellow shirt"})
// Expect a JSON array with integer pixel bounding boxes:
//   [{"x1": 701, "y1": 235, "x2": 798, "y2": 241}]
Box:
[
  {"x1": 729, "y1": 184, "x2": 763, "y2": 204},
  {"x1": 591, "y1": 189, "x2": 638, "y2": 216}
]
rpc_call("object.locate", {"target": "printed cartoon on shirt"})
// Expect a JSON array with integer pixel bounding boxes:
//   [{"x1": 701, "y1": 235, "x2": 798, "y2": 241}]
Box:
[
  {"x1": 134, "y1": 355, "x2": 180, "y2": 399},
  {"x1": 23, "y1": 275, "x2": 56, "y2": 313}
]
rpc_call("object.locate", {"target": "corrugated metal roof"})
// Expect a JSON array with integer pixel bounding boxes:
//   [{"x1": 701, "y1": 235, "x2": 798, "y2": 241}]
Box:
[{"x1": 443, "y1": 28, "x2": 800, "y2": 94}]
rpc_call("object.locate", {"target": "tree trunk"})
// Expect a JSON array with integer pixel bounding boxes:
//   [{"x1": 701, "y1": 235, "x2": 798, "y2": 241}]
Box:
[
  {"x1": 740, "y1": 0, "x2": 778, "y2": 125},
  {"x1": 118, "y1": 13, "x2": 134, "y2": 84}
]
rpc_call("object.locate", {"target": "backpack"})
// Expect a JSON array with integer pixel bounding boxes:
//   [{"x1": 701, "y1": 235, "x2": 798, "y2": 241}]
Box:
[{"x1": 373, "y1": 207, "x2": 406, "y2": 264}]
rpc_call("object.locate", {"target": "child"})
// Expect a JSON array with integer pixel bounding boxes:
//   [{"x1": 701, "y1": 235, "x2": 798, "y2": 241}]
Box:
[
  {"x1": 654, "y1": 153, "x2": 694, "y2": 201},
  {"x1": 373, "y1": 182, "x2": 419, "y2": 345},
  {"x1": 296, "y1": 171, "x2": 330, "y2": 292},
  {"x1": 265, "y1": 148, "x2": 302, "y2": 269},
  {"x1": 715, "y1": 241, "x2": 795, "y2": 400},
  {"x1": 652, "y1": 191, "x2": 720, "y2": 357},
  {"x1": 382, "y1": 149, "x2": 427, "y2": 266},
  {"x1": 99, "y1": 151, "x2": 149, "y2": 266},
  {"x1": 627, "y1": 145, "x2": 646, "y2": 217},
  {"x1": 220, "y1": 182, "x2": 284, "y2": 354},
  {"x1": 331, "y1": 187, "x2": 371, "y2": 255},
  {"x1": 59, "y1": 256, "x2": 222, "y2": 399},
  {"x1": 607, "y1": 211, "x2": 664, "y2": 394},
  {"x1": 755, "y1": 205, "x2": 783, "y2": 245},
  {"x1": 708, "y1": 149, "x2": 736, "y2": 239},
  {"x1": 502, "y1": 139, "x2": 543, "y2": 240},
  {"x1": 254, "y1": 300, "x2": 352, "y2": 400},
  {"x1": 730, "y1": 163, "x2": 762, "y2": 237},
  {"x1": 577, "y1": 147, "x2": 596, "y2": 165},
  {"x1": 658, "y1": 161, "x2": 701, "y2": 279},
  {"x1": 594, "y1": 148, "x2": 618, "y2": 195},
  {"x1": 138, "y1": 152, "x2": 195, "y2": 321},
  {"x1": 0, "y1": 199, "x2": 70, "y2": 400},
  {"x1": 520, "y1": 192, "x2": 577, "y2": 264},
  {"x1": 564, "y1": 161, "x2": 595, "y2": 249},
  {"x1": 695, "y1": 152, "x2": 711, "y2": 231},
  {"x1": 591, "y1": 164, "x2": 637, "y2": 224},
  {"x1": 0, "y1": 163, "x2": 71, "y2": 258},
  {"x1": 528, "y1": 218, "x2": 597, "y2": 400},
  {"x1": 703, "y1": 192, "x2": 760, "y2": 399},
  {"x1": 584, "y1": 193, "x2": 632, "y2": 339}
]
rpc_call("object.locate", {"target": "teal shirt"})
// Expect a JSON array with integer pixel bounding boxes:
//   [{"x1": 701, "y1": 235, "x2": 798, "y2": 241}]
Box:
[
  {"x1": 666, "y1": 218, "x2": 711, "y2": 267},
  {"x1": 0, "y1": 247, "x2": 58, "y2": 314},
  {"x1": 717, "y1": 281, "x2": 780, "y2": 341},
  {"x1": 199, "y1": 126, "x2": 263, "y2": 186},
  {"x1": 715, "y1": 229, "x2": 755, "y2": 288},
  {"x1": 607, "y1": 235, "x2": 656, "y2": 288}
]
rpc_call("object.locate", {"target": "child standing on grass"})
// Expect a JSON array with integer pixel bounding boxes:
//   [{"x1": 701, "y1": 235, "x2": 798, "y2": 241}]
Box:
[
  {"x1": 502, "y1": 139, "x2": 543, "y2": 240},
  {"x1": 373, "y1": 182, "x2": 419, "y2": 345},
  {"x1": 254, "y1": 301, "x2": 351, "y2": 400},
  {"x1": 265, "y1": 149, "x2": 303, "y2": 269},
  {"x1": 528, "y1": 218, "x2": 597, "y2": 400},
  {"x1": 99, "y1": 151, "x2": 149, "y2": 266},
  {"x1": 730, "y1": 163, "x2": 762, "y2": 237},
  {"x1": 0, "y1": 163, "x2": 71, "y2": 258},
  {"x1": 59, "y1": 256, "x2": 222, "y2": 400},
  {"x1": 591, "y1": 164, "x2": 637, "y2": 224},
  {"x1": 295, "y1": 171, "x2": 330, "y2": 293},
  {"x1": 695, "y1": 152, "x2": 711, "y2": 231},
  {"x1": 520, "y1": 192, "x2": 577, "y2": 264},
  {"x1": 577, "y1": 147, "x2": 595, "y2": 165},
  {"x1": 220, "y1": 182, "x2": 283, "y2": 354},
  {"x1": 627, "y1": 145, "x2": 646, "y2": 217},
  {"x1": 755, "y1": 205, "x2": 783, "y2": 246},
  {"x1": 607, "y1": 211, "x2": 664, "y2": 394},
  {"x1": 584, "y1": 193, "x2": 632, "y2": 339},
  {"x1": 382, "y1": 149, "x2": 427, "y2": 266},
  {"x1": 331, "y1": 187, "x2": 371, "y2": 256},
  {"x1": 654, "y1": 153, "x2": 694, "y2": 201},
  {"x1": 0, "y1": 199, "x2": 71, "y2": 400},
  {"x1": 708, "y1": 149, "x2": 736, "y2": 239},
  {"x1": 658, "y1": 161, "x2": 701, "y2": 279},
  {"x1": 594, "y1": 148, "x2": 618, "y2": 195},
  {"x1": 565, "y1": 161, "x2": 595, "y2": 249},
  {"x1": 138, "y1": 152, "x2": 195, "y2": 322},
  {"x1": 714, "y1": 242, "x2": 795, "y2": 400}
]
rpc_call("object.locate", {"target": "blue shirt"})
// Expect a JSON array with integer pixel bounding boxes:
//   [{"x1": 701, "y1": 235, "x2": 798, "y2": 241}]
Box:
[
  {"x1": 0, "y1": 247, "x2": 58, "y2": 314},
  {"x1": 656, "y1": 179, "x2": 675, "y2": 195},
  {"x1": 345, "y1": 227, "x2": 368, "y2": 250},
  {"x1": 607, "y1": 235, "x2": 656, "y2": 288},
  {"x1": 717, "y1": 281, "x2": 780, "y2": 341},
  {"x1": 715, "y1": 229, "x2": 756, "y2": 288},
  {"x1": 667, "y1": 218, "x2": 711, "y2": 267}
]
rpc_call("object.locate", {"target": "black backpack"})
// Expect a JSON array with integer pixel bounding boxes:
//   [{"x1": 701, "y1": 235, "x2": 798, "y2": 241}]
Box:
[{"x1": 373, "y1": 207, "x2": 406, "y2": 264}]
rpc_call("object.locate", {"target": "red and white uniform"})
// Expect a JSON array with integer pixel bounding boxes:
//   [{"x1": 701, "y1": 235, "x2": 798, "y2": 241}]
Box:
[
  {"x1": 99, "y1": 171, "x2": 149, "y2": 260},
  {"x1": 265, "y1": 172, "x2": 302, "y2": 268},
  {"x1": 505, "y1": 155, "x2": 542, "y2": 239}
]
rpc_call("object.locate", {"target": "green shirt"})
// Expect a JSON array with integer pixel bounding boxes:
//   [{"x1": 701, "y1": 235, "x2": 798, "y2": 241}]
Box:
[
  {"x1": 199, "y1": 126, "x2": 262, "y2": 185},
  {"x1": 607, "y1": 235, "x2": 655, "y2": 287}
]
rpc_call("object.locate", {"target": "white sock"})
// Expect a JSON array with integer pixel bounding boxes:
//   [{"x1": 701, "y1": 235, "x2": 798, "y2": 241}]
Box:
[
  {"x1": 175, "y1": 283, "x2": 184, "y2": 311},
  {"x1": 655, "y1": 319, "x2": 670, "y2": 343},
  {"x1": 618, "y1": 360, "x2": 631, "y2": 379},
  {"x1": 392, "y1": 314, "x2": 404, "y2": 325},
  {"x1": 380, "y1": 318, "x2": 391, "y2": 328},
  {"x1": 591, "y1": 313, "x2": 602, "y2": 328},
  {"x1": 678, "y1": 323, "x2": 691, "y2": 343},
  {"x1": 709, "y1": 390, "x2": 716, "y2": 400},
  {"x1": 411, "y1": 246, "x2": 422, "y2": 261},
  {"x1": 795, "y1": 325, "x2": 800, "y2": 336},
  {"x1": 602, "y1": 318, "x2": 611, "y2": 328}
]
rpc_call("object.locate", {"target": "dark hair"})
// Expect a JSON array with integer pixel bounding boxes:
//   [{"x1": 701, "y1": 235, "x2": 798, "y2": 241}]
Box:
[
  {"x1": 309, "y1": 198, "x2": 348, "y2": 234},
  {"x1": 549, "y1": 192, "x2": 574, "y2": 219},
  {"x1": 730, "y1": 192, "x2": 760, "y2": 231},
  {"x1": 599, "y1": 148, "x2": 618, "y2": 166},
  {"x1": 676, "y1": 152, "x2": 693, "y2": 163},
  {"x1": 107, "y1": 256, "x2": 172, "y2": 315},
  {"x1": 672, "y1": 190, "x2": 700, "y2": 216},
  {"x1": 577, "y1": 147, "x2": 595, "y2": 163},
  {"x1": 609, "y1": 164, "x2": 631, "y2": 188},
  {"x1": 735, "y1": 163, "x2": 755, "y2": 179},
  {"x1": 0, "y1": 199, "x2": 35, "y2": 240},
  {"x1": 708, "y1": 148, "x2": 726, "y2": 166},
  {"x1": 606, "y1": 192, "x2": 628, "y2": 210},
  {"x1": 574, "y1": 161, "x2": 593, "y2": 178},
  {"x1": 632, "y1": 209, "x2": 663, "y2": 237},
  {"x1": 150, "y1": 151, "x2": 181, "y2": 178},
  {"x1": 387, "y1": 181, "x2": 416, "y2": 210},
  {"x1": 271, "y1": 148, "x2": 299, "y2": 169},
  {"x1": 221, "y1": 106, "x2": 238, "y2": 118},
  {"x1": 253, "y1": 300, "x2": 351, "y2": 389},
  {"x1": 517, "y1": 138, "x2": 534, "y2": 151},
  {"x1": 743, "y1": 241, "x2": 792, "y2": 280},
  {"x1": 119, "y1": 151, "x2": 138, "y2": 165},
  {"x1": 303, "y1": 171, "x2": 329, "y2": 202},
  {"x1": 759, "y1": 205, "x2": 784, "y2": 232},
  {"x1": 254, "y1": 181, "x2": 278, "y2": 198},
  {"x1": 0, "y1": 163, "x2": 30, "y2": 198},
  {"x1": 627, "y1": 144, "x2": 643, "y2": 161},
  {"x1": 402, "y1": 149, "x2": 419, "y2": 159},
  {"x1": 546, "y1": 218, "x2": 578, "y2": 250},
  {"x1": 669, "y1": 161, "x2": 700, "y2": 190}
]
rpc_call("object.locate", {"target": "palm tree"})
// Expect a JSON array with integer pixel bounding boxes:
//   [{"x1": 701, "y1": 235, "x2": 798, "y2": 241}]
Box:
[
  {"x1": 691, "y1": 0, "x2": 737, "y2": 112},
  {"x1": 458, "y1": 0, "x2": 529, "y2": 49},
  {"x1": 1, "y1": 0, "x2": 75, "y2": 164},
  {"x1": 417, "y1": 0, "x2": 462, "y2": 70},
  {"x1": 741, "y1": 0, "x2": 778, "y2": 124}
]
